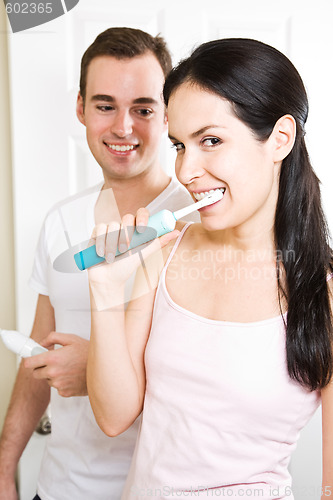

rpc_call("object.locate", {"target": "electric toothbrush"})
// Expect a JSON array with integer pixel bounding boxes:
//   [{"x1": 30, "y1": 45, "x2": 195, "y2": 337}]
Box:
[
  {"x1": 74, "y1": 188, "x2": 225, "y2": 271},
  {"x1": 0, "y1": 329, "x2": 48, "y2": 357}
]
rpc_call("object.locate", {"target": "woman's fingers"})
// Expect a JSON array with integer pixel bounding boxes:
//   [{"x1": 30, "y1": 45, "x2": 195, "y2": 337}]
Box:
[
  {"x1": 118, "y1": 208, "x2": 150, "y2": 254},
  {"x1": 90, "y1": 208, "x2": 157, "y2": 262},
  {"x1": 105, "y1": 221, "x2": 121, "y2": 263},
  {"x1": 91, "y1": 221, "x2": 122, "y2": 263},
  {"x1": 118, "y1": 214, "x2": 135, "y2": 254},
  {"x1": 93, "y1": 223, "x2": 108, "y2": 257},
  {"x1": 135, "y1": 207, "x2": 149, "y2": 233}
]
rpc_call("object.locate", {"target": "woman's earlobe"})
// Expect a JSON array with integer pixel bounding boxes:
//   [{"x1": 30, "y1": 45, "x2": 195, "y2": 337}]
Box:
[{"x1": 273, "y1": 114, "x2": 296, "y2": 162}]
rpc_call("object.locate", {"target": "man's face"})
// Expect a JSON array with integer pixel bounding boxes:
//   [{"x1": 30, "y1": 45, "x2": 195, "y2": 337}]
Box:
[{"x1": 76, "y1": 53, "x2": 167, "y2": 182}]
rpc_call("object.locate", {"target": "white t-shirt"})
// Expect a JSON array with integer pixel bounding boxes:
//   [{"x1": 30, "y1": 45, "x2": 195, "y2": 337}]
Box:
[{"x1": 29, "y1": 179, "x2": 199, "y2": 500}]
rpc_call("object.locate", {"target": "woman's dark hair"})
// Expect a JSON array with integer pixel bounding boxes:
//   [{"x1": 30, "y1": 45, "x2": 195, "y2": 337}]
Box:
[
  {"x1": 80, "y1": 27, "x2": 172, "y2": 103},
  {"x1": 164, "y1": 38, "x2": 333, "y2": 391}
]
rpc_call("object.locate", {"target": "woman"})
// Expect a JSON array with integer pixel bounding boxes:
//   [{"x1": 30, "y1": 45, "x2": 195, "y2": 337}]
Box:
[{"x1": 87, "y1": 39, "x2": 333, "y2": 499}]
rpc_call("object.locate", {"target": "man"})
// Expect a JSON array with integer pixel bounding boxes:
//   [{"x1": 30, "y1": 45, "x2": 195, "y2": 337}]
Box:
[{"x1": 0, "y1": 28, "x2": 198, "y2": 500}]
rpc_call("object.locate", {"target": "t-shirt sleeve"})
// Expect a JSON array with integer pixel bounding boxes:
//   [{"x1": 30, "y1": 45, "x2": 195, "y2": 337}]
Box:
[{"x1": 28, "y1": 220, "x2": 49, "y2": 296}]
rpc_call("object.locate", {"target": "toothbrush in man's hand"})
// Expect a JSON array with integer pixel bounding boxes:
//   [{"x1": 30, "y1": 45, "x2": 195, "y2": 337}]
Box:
[{"x1": 0, "y1": 329, "x2": 47, "y2": 357}]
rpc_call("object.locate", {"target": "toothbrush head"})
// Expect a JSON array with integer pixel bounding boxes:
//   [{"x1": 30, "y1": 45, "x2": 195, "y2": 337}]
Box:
[
  {"x1": 173, "y1": 188, "x2": 225, "y2": 221},
  {"x1": 199, "y1": 188, "x2": 224, "y2": 208}
]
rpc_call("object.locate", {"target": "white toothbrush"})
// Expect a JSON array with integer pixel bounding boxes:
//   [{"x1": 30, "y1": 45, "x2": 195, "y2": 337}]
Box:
[
  {"x1": 0, "y1": 329, "x2": 47, "y2": 357},
  {"x1": 173, "y1": 189, "x2": 224, "y2": 220}
]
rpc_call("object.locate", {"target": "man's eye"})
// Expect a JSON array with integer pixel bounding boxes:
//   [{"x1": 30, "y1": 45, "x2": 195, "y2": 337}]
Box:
[
  {"x1": 136, "y1": 109, "x2": 153, "y2": 117},
  {"x1": 96, "y1": 105, "x2": 113, "y2": 112}
]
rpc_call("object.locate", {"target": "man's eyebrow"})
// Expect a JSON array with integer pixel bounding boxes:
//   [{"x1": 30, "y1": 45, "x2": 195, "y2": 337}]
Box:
[
  {"x1": 168, "y1": 125, "x2": 222, "y2": 141},
  {"x1": 90, "y1": 95, "x2": 159, "y2": 105},
  {"x1": 133, "y1": 97, "x2": 159, "y2": 105},
  {"x1": 91, "y1": 94, "x2": 115, "y2": 102}
]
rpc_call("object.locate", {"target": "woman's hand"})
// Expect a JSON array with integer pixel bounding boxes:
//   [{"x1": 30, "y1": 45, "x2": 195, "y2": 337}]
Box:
[
  {"x1": 93, "y1": 207, "x2": 149, "y2": 262},
  {"x1": 88, "y1": 208, "x2": 179, "y2": 310}
]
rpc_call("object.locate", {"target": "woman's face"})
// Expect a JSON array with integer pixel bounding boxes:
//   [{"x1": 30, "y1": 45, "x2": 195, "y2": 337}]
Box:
[{"x1": 167, "y1": 83, "x2": 281, "y2": 237}]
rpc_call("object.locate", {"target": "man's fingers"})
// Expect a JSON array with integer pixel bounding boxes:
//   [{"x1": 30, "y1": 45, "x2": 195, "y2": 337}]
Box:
[
  {"x1": 23, "y1": 352, "x2": 48, "y2": 370},
  {"x1": 41, "y1": 331, "x2": 71, "y2": 348}
]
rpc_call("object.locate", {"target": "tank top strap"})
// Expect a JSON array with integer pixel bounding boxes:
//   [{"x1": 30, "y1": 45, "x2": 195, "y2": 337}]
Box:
[
  {"x1": 163, "y1": 222, "x2": 193, "y2": 272},
  {"x1": 327, "y1": 272, "x2": 333, "y2": 282}
]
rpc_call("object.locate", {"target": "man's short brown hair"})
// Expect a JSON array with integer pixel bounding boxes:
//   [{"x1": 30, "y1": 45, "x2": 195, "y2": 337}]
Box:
[{"x1": 80, "y1": 27, "x2": 172, "y2": 103}]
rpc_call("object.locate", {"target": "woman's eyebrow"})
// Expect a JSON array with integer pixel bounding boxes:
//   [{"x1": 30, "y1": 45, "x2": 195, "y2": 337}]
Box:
[
  {"x1": 168, "y1": 125, "x2": 223, "y2": 141},
  {"x1": 191, "y1": 125, "x2": 221, "y2": 137}
]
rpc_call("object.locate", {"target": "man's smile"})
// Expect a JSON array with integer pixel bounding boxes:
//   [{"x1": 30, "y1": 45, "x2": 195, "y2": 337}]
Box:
[{"x1": 104, "y1": 142, "x2": 138, "y2": 152}]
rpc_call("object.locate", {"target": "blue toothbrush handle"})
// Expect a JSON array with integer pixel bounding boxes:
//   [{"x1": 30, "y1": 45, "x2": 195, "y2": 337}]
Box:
[{"x1": 74, "y1": 210, "x2": 176, "y2": 271}]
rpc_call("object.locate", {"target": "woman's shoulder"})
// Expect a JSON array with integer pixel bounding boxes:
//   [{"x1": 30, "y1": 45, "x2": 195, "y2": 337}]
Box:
[
  {"x1": 175, "y1": 221, "x2": 203, "y2": 237},
  {"x1": 160, "y1": 221, "x2": 200, "y2": 262}
]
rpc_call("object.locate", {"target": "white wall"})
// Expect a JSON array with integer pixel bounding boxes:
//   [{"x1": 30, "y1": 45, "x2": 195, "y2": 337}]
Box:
[{"x1": 0, "y1": 2, "x2": 17, "y2": 433}]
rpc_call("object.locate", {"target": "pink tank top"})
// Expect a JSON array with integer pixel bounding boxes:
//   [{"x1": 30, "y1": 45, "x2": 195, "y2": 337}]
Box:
[{"x1": 122, "y1": 224, "x2": 326, "y2": 500}]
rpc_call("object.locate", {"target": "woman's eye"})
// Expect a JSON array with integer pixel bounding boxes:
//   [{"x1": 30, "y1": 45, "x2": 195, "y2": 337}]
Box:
[
  {"x1": 202, "y1": 137, "x2": 221, "y2": 147},
  {"x1": 171, "y1": 142, "x2": 185, "y2": 152}
]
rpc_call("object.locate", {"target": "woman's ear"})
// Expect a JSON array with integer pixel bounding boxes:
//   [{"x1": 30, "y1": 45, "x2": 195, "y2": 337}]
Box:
[
  {"x1": 76, "y1": 92, "x2": 86, "y2": 126},
  {"x1": 271, "y1": 114, "x2": 296, "y2": 162}
]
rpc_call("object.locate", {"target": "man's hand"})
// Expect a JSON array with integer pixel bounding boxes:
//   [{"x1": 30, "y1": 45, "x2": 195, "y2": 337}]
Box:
[{"x1": 23, "y1": 333, "x2": 89, "y2": 397}]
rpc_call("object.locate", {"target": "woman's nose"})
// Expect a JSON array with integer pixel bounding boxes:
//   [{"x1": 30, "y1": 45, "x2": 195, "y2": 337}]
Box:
[
  {"x1": 176, "y1": 150, "x2": 205, "y2": 186},
  {"x1": 111, "y1": 110, "x2": 133, "y2": 137}
]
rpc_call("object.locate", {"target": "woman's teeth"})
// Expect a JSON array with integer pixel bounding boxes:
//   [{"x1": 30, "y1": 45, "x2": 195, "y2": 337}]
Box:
[{"x1": 193, "y1": 188, "x2": 225, "y2": 201}]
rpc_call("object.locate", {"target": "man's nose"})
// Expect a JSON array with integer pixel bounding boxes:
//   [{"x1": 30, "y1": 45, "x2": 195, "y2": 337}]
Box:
[{"x1": 111, "y1": 110, "x2": 133, "y2": 137}]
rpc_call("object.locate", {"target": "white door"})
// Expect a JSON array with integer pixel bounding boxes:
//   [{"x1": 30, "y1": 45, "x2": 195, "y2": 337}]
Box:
[{"x1": 7, "y1": 0, "x2": 333, "y2": 498}]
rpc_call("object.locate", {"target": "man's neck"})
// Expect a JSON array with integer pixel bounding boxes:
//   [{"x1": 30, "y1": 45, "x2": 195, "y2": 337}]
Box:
[{"x1": 99, "y1": 167, "x2": 171, "y2": 218}]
